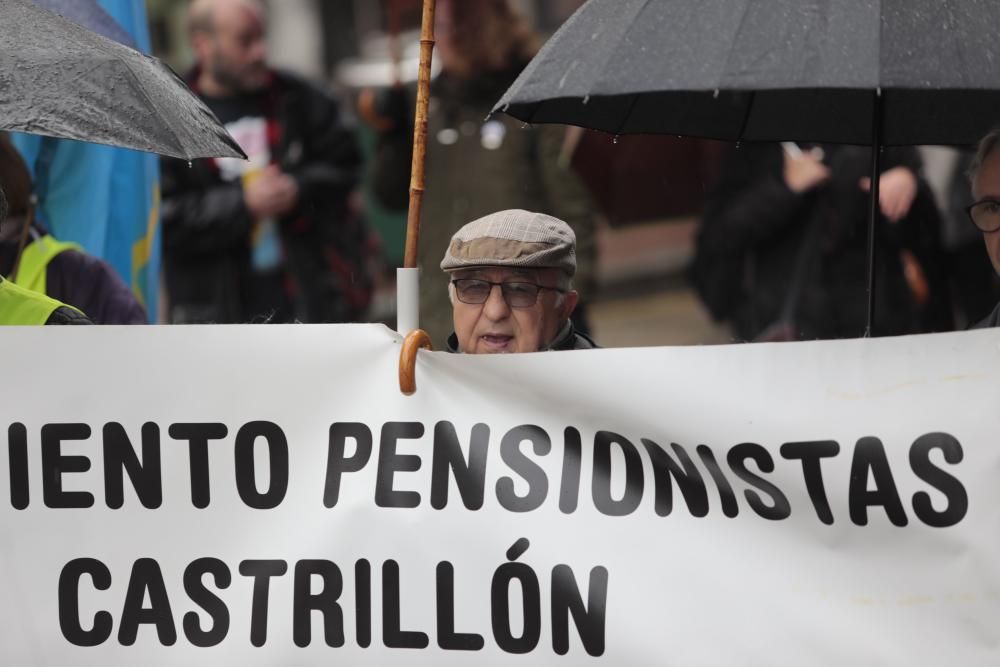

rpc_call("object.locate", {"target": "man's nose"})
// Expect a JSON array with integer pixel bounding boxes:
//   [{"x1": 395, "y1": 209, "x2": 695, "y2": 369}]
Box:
[
  {"x1": 251, "y1": 38, "x2": 268, "y2": 63},
  {"x1": 482, "y1": 284, "x2": 511, "y2": 319}
]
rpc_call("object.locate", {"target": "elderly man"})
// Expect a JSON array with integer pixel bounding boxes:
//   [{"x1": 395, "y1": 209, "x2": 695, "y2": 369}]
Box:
[
  {"x1": 162, "y1": 0, "x2": 365, "y2": 324},
  {"x1": 967, "y1": 129, "x2": 1000, "y2": 327},
  {"x1": 441, "y1": 209, "x2": 597, "y2": 353}
]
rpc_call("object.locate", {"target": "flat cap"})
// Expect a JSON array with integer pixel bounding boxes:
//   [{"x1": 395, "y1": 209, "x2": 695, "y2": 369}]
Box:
[{"x1": 440, "y1": 209, "x2": 577, "y2": 276}]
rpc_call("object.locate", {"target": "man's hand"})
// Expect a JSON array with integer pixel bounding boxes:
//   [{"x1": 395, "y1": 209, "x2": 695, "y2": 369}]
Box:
[
  {"x1": 243, "y1": 165, "x2": 300, "y2": 219},
  {"x1": 783, "y1": 147, "x2": 831, "y2": 193},
  {"x1": 859, "y1": 166, "x2": 917, "y2": 223}
]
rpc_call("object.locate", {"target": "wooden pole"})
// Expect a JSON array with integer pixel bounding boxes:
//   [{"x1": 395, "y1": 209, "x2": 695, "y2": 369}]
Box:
[{"x1": 403, "y1": 0, "x2": 436, "y2": 269}]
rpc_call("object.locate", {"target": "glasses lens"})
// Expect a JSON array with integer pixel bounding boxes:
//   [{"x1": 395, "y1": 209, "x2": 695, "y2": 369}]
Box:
[
  {"x1": 455, "y1": 279, "x2": 490, "y2": 303},
  {"x1": 971, "y1": 200, "x2": 1000, "y2": 232},
  {"x1": 502, "y1": 282, "x2": 540, "y2": 307}
]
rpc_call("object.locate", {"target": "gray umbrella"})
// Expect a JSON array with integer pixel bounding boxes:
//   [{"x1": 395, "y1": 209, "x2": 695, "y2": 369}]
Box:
[
  {"x1": 494, "y1": 0, "x2": 1000, "y2": 335},
  {"x1": 0, "y1": 0, "x2": 244, "y2": 160}
]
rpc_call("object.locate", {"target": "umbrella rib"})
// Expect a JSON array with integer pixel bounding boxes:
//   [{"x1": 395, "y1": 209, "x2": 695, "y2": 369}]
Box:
[
  {"x1": 614, "y1": 93, "x2": 641, "y2": 136},
  {"x1": 589, "y1": 0, "x2": 656, "y2": 101},
  {"x1": 57, "y1": 60, "x2": 109, "y2": 87},
  {"x1": 737, "y1": 90, "x2": 756, "y2": 142},
  {"x1": 118, "y1": 55, "x2": 186, "y2": 158},
  {"x1": 525, "y1": 97, "x2": 540, "y2": 126},
  {"x1": 719, "y1": 2, "x2": 755, "y2": 92},
  {"x1": 942, "y1": 0, "x2": 970, "y2": 92}
]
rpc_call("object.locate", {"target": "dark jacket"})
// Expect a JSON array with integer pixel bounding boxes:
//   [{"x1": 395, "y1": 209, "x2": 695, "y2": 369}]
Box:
[
  {"x1": 693, "y1": 144, "x2": 950, "y2": 340},
  {"x1": 0, "y1": 230, "x2": 145, "y2": 324},
  {"x1": 973, "y1": 301, "x2": 1000, "y2": 328},
  {"x1": 446, "y1": 321, "x2": 598, "y2": 352},
  {"x1": 370, "y1": 68, "x2": 596, "y2": 348},
  {"x1": 161, "y1": 69, "x2": 365, "y2": 324},
  {"x1": 43, "y1": 249, "x2": 146, "y2": 324}
]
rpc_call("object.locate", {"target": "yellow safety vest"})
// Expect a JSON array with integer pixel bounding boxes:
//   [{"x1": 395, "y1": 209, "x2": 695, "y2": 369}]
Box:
[
  {"x1": 14, "y1": 234, "x2": 82, "y2": 294},
  {"x1": 0, "y1": 276, "x2": 65, "y2": 325}
]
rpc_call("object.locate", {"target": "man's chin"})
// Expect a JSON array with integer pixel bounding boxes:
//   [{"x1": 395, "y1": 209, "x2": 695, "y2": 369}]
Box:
[
  {"x1": 236, "y1": 69, "x2": 270, "y2": 93},
  {"x1": 240, "y1": 78, "x2": 269, "y2": 93}
]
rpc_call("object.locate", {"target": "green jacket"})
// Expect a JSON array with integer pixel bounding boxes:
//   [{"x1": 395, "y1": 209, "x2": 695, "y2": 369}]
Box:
[{"x1": 0, "y1": 276, "x2": 67, "y2": 325}]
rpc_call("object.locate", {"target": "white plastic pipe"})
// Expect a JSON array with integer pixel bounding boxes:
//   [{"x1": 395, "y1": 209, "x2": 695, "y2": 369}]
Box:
[{"x1": 396, "y1": 267, "x2": 420, "y2": 335}]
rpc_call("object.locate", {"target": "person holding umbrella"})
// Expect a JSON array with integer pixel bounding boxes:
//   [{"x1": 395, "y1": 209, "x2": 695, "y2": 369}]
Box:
[{"x1": 693, "y1": 142, "x2": 950, "y2": 341}]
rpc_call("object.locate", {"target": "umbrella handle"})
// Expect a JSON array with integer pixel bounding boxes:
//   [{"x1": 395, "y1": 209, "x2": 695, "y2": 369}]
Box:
[{"x1": 399, "y1": 329, "x2": 433, "y2": 395}]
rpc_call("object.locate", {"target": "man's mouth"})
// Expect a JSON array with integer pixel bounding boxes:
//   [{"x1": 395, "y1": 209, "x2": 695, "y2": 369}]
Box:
[{"x1": 480, "y1": 334, "x2": 514, "y2": 351}]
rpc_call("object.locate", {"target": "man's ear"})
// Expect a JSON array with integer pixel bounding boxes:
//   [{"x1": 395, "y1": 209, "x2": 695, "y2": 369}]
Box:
[{"x1": 559, "y1": 290, "x2": 579, "y2": 320}]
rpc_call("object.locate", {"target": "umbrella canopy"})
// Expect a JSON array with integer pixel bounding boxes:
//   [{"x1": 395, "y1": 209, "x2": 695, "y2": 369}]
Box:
[
  {"x1": 31, "y1": 0, "x2": 136, "y2": 48},
  {"x1": 0, "y1": 0, "x2": 244, "y2": 160},
  {"x1": 495, "y1": 0, "x2": 1000, "y2": 146}
]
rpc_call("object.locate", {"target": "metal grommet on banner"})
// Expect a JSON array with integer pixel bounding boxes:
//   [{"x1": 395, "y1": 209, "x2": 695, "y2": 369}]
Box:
[{"x1": 399, "y1": 329, "x2": 433, "y2": 395}]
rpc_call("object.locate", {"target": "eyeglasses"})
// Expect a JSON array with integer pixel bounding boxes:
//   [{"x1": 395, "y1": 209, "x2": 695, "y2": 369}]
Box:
[
  {"x1": 451, "y1": 278, "x2": 565, "y2": 308},
  {"x1": 966, "y1": 198, "x2": 1000, "y2": 233}
]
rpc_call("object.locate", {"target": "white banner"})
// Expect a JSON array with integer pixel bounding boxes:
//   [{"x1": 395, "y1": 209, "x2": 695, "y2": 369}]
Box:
[{"x1": 0, "y1": 323, "x2": 997, "y2": 665}]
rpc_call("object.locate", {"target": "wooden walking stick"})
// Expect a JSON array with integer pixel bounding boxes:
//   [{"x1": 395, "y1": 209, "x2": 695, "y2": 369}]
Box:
[
  {"x1": 398, "y1": 0, "x2": 436, "y2": 394},
  {"x1": 404, "y1": 0, "x2": 435, "y2": 272}
]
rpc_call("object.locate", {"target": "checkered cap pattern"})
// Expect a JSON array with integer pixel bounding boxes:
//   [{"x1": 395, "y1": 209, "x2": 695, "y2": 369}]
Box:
[{"x1": 440, "y1": 209, "x2": 577, "y2": 276}]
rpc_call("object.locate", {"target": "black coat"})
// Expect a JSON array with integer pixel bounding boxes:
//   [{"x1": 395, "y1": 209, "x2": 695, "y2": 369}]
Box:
[
  {"x1": 693, "y1": 144, "x2": 950, "y2": 340},
  {"x1": 161, "y1": 70, "x2": 365, "y2": 323},
  {"x1": 973, "y1": 301, "x2": 1000, "y2": 329}
]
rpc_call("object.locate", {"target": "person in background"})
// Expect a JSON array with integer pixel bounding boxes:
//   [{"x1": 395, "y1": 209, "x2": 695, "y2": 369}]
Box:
[
  {"x1": 364, "y1": 0, "x2": 597, "y2": 349},
  {"x1": 442, "y1": 209, "x2": 596, "y2": 353},
  {"x1": 0, "y1": 185, "x2": 90, "y2": 325},
  {"x1": 965, "y1": 128, "x2": 1000, "y2": 328},
  {"x1": 0, "y1": 134, "x2": 142, "y2": 324},
  {"x1": 162, "y1": 0, "x2": 367, "y2": 324},
  {"x1": 693, "y1": 142, "x2": 950, "y2": 341},
  {"x1": 942, "y1": 148, "x2": 1000, "y2": 327}
]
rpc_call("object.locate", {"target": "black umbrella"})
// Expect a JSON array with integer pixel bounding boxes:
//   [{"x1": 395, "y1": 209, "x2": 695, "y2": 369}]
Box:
[
  {"x1": 0, "y1": 0, "x2": 244, "y2": 160},
  {"x1": 494, "y1": 0, "x2": 1000, "y2": 335}
]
